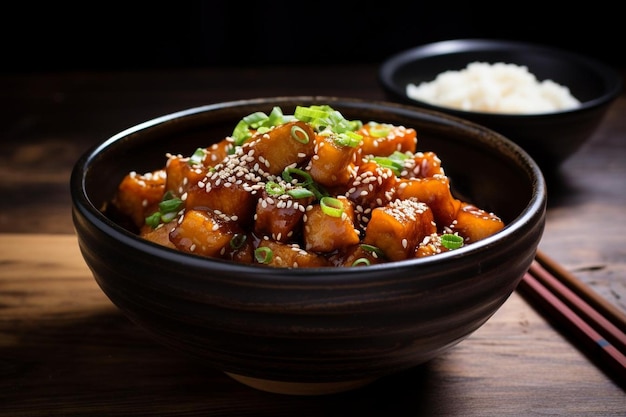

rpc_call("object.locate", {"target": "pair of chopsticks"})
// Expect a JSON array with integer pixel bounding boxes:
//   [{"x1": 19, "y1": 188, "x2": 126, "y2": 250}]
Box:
[{"x1": 517, "y1": 249, "x2": 626, "y2": 387}]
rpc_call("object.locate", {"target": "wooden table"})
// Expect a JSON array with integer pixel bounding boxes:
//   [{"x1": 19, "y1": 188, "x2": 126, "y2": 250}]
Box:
[{"x1": 1, "y1": 65, "x2": 625, "y2": 416}]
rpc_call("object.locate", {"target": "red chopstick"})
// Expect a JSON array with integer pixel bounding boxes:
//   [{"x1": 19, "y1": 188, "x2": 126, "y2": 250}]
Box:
[
  {"x1": 535, "y1": 250, "x2": 626, "y2": 333},
  {"x1": 517, "y1": 250, "x2": 626, "y2": 386}
]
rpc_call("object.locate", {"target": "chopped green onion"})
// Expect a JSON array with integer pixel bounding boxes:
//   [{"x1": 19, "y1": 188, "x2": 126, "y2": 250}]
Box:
[
  {"x1": 160, "y1": 211, "x2": 178, "y2": 223},
  {"x1": 372, "y1": 156, "x2": 403, "y2": 176},
  {"x1": 372, "y1": 151, "x2": 411, "y2": 176},
  {"x1": 230, "y1": 233, "x2": 247, "y2": 250},
  {"x1": 290, "y1": 125, "x2": 310, "y2": 144},
  {"x1": 320, "y1": 196, "x2": 344, "y2": 217},
  {"x1": 282, "y1": 167, "x2": 313, "y2": 186},
  {"x1": 254, "y1": 246, "x2": 273, "y2": 264},
  {"x1": 159, "y1": 197, "x2": 183, "y2": 214},
  {"x1": 188, "y1": 147, "x2": 206, "y2": 166},
  {"x1": 352, "y1": 258, "x2": 371, "y2": 266},
  {"x1": 294, "y1": 105, "x2": 330, "y2": 121},
  {"x1": 360, "y1": 243, "x2": 385, "y2": 258},
  {"x1": 368, "y1": 122, "x2": 392, "y2": 138},
  {"x1": 145, "y1": 191, "x2": 183, "y2": 228},
  {"x1": 334, "y1": 131, "x2": 362, "y2": 147},
  {"x1": 243, "y1": 111, "x2": 269, "y2": 128},
  {"x1": 265, "y1": 181, "x2": 285, "y2": 196},
  {"x1": 441, "y1": 234, "x2": 464, "y2": 250},
  {"x1": 232, "y1": 119, "x2": 253, "y2": 146},
  {"x1": 294, "y1": 105, "x2": 362, "y2": 135},
  {"x1": 287, "y1": 187, "x2": 314, "y2": 199},
  {"x1": 307, "y1": 181, "x2": 329, "y2": 200},
  {"x1": 145, "y1": 212, "x2": 161, "y2": 228},
  {"x1": 267, "y1": 106, "x2": 285, "y2": 126}
]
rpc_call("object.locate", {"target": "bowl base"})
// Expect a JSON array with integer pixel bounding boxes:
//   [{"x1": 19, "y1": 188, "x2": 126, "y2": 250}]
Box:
[{"x1": 225, "y1": 372, "x2": 378, "y2": 395}]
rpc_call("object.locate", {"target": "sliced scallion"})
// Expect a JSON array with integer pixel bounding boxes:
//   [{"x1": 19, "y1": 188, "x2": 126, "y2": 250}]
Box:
[
  {"x1": 254, "y1": 246, "x2": 273, "y2": 264},
  {"x1": 243, "y1": 111, "x2": 268, "y2": 128},
  {"x1": 265, "y1": 181, "x2": 285, "y2": 196},
  {"x1": 282, "y1": 167, "x2": 313, "y2": 186},
  {"x1": 232, "y1": 119, "x2": 252, "y2": 146},
  {"x1": 441, "y1": 234, "x2": 464, "y2": 250},
  {"x1": 145, "y1": 212, "x2": 161, "y2": 229},
  {"x1": 351, "y1": 258, "x2": 371, "y2": 266},
  {"x1": 360, "y1": 243, "x2": 384, "y2": 258},
  {"x1": 158, "y1": 197, "x2": 183, "y2": 214},
  {"x1": 368, "y1": 122, "x2": 392, "y2": 138},
  {"x1": 320, "y1": 196, "x2": 344, "y2": 217},
  {"x1": 294, "y1": 106, "x2": 329, "y2": 121},
  {"x1": 290, "y1": 125, "x2": 310, "y2": 144},
  {"x1": 287, "y1": 187, "x2": 314, "y2": 199},
  {"x1": 334, "y1": 131, "x2": 362, "y2": 147},
  {"x1": 188, "y1": 147, "x2": 206, "y2": 166},
  {"x1": 160, "y1": 211, "x2": 178, "y2": 223}
]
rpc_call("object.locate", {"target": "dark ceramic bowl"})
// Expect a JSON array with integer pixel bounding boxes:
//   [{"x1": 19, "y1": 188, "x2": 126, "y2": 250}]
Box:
[
  {"x1": 379, "y1": 39, "x2": 623, "y2": 171},
  {"x1": 71, "y1": 96, "x2": 546, "y2": 395}
]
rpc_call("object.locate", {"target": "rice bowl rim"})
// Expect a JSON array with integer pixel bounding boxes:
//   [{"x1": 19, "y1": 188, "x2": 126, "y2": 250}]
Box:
[{"x1": 379, "y1": 38, "x2": 623, "y2": 119}]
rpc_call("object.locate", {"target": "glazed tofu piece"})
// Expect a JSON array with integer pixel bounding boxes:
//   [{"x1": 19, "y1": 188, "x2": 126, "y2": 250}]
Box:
[
  {"x1": 204, "y1": 138, "x2": 235, "y2": 167},
  {"x1": 303, "y1": 196, "x2": 360, "y2": 253},
  {"x1": 184, "y1": 161, "x2": 260, "y2": 228},
  {"x1": 333, "y1": 243, "x2": 386, "y2": 267},
  {"x1": 169, "y1": 209, "x2": 244, "y2": 258},
  {"x1": 165, "y1": 154, "x2": 209, "y2": 197},
  {"x1": 363, "y1": 197, "x2": 436, "y2": 262},
  {"x1": 395, "y1": 175, "x2": 461, "y2": 228},
  {"x1": 240, "y1": 120, "x2": 316, "y2": 175},
  {"x1": 255, "y1": 239, "x2": 330, "y2": 268},
  {"x1": 357, "y1": 122, "x2": 417, "y2": 156},
  {"x1": 140, "y1": 220, "x2": 177, "y2": 249},
  {"x1": 254, "y1": 189, "x2": 313, "y2": 242},
  {"x1": 400, "y1": 151, "x2": 445, "y2": 179},
  {"x1": 344, "y1": 161, "x2": 397, "y2": 226},
  {"x1": 307, "y1": 133, "x2": 359, "y2": 187},
  {"x1": 452, "y1": 202, "x2": 505, "y2": 243},
  {"x1": 113, "y1": 169, "x2": 166, "y2": 228}
]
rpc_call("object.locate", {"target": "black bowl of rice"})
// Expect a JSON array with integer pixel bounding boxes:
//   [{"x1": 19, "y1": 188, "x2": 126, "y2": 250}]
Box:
[{"x1": 378, "y1": 39, "x2": 623, "y2": 171}]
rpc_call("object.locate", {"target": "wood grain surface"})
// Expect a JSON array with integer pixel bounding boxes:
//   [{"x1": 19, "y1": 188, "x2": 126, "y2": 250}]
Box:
[
  {"x1": 1, "y1": 234, "x2": 624, "y2": 416},
  {"x1": 1, "y1": 65, "x2": 625, "y2": 415}
]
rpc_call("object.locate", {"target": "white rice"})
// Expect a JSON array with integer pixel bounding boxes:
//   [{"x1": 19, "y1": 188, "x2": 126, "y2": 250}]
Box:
[{"x1": 406, "y1": 62, "x2": 581, "y2": 114}]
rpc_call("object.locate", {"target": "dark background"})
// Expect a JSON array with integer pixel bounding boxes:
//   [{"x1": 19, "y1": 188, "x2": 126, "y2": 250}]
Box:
[{"x1": 2, "y1": 2, "x2": 621, "y2": 73}]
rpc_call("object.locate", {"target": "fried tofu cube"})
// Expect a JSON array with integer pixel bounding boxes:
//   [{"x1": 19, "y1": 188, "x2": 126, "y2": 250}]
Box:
[
  {"x1": 204, "y1": 138, "x2": 235, "y2": 167},
  {"x1": 241, "y1": 120, "x2": 316, "y2": 175},
  {"x1": 184, "y1": 163, "x2": 259, "y2": 228},
  {"x1": 113, "y1": 169, "x2": 166, "y2": 228},
  {"x1": 395, "y1": 175, "x2": 461, "y2": 228},
  {"x1": 400, "y1": 151, "x2": 445, "y2": 179},
  {"x1": 307, "y1": 133, "x2": 358, "y2": 187},
  {"x1": 344, "y1": 161, "x2": 397, "y2": 225},
  {"x1": 333, "y1": 243, "x2": 386, "y2": 267},
  {"x1": 165, "y1": 154, "x2": 208, "y2": 197},
  {"x1": 303, "y1": 196, "x2": 360, "y2": 253},
  {"x1": 363, "y1": 197, "x2": 436, "y2": 261},
  {"x1": 255, "y1": 239, "x2": 330, "y2": 268},
  {"x1": 357, "y1": 122, "x2": 417, "y2": 156},
  {"x1": 169, "y1": 209, "x2": 243, "y2": 258},
  {"x1": 254, "y1": 190, "x2": 313, "y2": 242},
  {"x1": 452, "y1": 202, "x2": 505, "y2": 243},
  {"x1": 140, "y1": 220, "x2": 177, "y2": 249}
]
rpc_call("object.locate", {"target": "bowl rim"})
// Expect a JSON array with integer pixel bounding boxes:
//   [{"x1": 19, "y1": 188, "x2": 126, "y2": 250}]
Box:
[
  {"x1": 71, "y1": 96, "x2": 547, "y2": 282},
  {"x1": 379, "y1": 38, "x2": 624, "y2": 119}
]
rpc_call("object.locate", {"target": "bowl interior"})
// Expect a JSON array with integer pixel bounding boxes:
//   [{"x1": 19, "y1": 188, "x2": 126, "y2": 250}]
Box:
[{"x1": 79, "y1": 97, "x2": 539, "y2": 236}]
